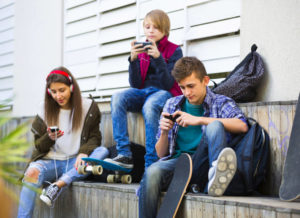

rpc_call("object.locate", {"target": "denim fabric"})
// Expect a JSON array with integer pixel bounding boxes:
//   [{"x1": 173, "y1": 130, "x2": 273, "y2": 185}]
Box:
[
  {"x1": 190, "y1": 121, "x2": 228, "y2": 192},
  {"x1": 17, "y1": 146, "x2": 109, "y2": 218},
  {"x1": 138, "y1": 158, "x2": 178, "y2": 218},
  {"x1": 138, "y1": 121, "x2": 228, "y2": 218},
  {"x1": 111, "y1": 87, "x2": 172, "y2": 168}
]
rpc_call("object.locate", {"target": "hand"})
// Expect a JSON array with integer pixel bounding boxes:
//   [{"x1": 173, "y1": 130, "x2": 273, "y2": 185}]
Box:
[
  {"x1": 47, "y1": 128, "x2": 64, "y2": 140},
  {"x1": 173, "y1": 111, "x2": 201, "y2": 127},
  {"x1": 145, "y1": 38, "x2": 160, "y2": 58},
  {"x1": 160, "y1": 112, "x2": 176, "y2": 133},
  {"x1": 130, "y1": 40, "x2": 147, "y2": 61},
  {"x1": 74, "y1": 153, "x2": 88, "y2": 169}
]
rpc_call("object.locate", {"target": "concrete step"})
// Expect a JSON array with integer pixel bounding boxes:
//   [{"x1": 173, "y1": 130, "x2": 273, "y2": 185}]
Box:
[{"x1": 32, "y1": 181, "x2": 300, "y2": 218}]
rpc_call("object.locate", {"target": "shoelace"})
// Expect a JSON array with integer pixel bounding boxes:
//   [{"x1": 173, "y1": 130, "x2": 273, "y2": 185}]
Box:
[{"x1": 46, "y1": 185, "x2": 59, "y2": 199}]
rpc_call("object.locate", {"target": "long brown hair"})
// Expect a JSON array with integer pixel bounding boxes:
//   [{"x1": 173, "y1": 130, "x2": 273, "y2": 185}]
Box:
[{"x1": 44, "y1": 66, "x2": 82, "y2": 131}]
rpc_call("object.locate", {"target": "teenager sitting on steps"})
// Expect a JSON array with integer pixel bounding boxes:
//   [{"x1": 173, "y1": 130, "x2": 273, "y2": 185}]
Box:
[
  {"x1": 17, "y1": 67, "x2": 109, "y2": 218},
  {"x1": 105, "y1": 9, "x2": 183, "y2": 169},
  {"x1": 138, "y1": 57, "x2": 249, "y2": 218}
]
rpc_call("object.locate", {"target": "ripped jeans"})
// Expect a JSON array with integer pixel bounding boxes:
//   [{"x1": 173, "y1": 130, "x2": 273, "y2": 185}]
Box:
[{"x1": 17, "y1": 146, "x2": 109, "y2": 218}]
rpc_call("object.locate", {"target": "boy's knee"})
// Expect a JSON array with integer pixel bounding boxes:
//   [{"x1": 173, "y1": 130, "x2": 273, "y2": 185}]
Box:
[
  {"x1": 24, "y1": 167, "x2": 40, "y2": 184},
  {"x1": 142, "y1": 102, "x2": 161, "y2": 119},
  {"x1": 111, "y1": 92, "x2": 125, "y2": 108},
  {"x1": 145, "y1": 165, "x2": 163, "y2": 185},
  {"x1": 206, "y1": 120, "x2": 224, "y2": 133}
]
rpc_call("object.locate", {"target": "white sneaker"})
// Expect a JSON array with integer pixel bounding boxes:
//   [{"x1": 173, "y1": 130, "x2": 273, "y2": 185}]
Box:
[
  {"x1": 208, "y1": 147, "x2": 237, "y2": 197},
  {"x1": 40, "y1": 183, "x2": 62, "y2": 207}
]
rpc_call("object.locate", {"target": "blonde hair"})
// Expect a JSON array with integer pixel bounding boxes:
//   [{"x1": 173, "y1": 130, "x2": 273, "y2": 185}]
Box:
[{"x1": 143, "y1": 9, "x2": 170, "y2": 37}]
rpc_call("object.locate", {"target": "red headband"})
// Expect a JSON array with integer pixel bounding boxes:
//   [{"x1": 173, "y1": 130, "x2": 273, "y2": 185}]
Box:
[{"x1": 46, "y1": 70, "x2": 72, "y2": 83}]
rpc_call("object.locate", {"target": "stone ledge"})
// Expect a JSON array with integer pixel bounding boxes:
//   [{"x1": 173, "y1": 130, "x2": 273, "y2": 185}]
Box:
[{"x1": 72, "y1": 181, "x2": 300, "y2": 214}]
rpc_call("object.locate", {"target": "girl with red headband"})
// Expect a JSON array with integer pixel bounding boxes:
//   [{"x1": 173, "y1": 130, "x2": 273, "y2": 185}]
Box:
[
  {"x1": 18, "y1": 66, "x2": 109, "y2": 218},
  {"x1": 105, "y1": 9, "x2": 183, "y2": 169}
]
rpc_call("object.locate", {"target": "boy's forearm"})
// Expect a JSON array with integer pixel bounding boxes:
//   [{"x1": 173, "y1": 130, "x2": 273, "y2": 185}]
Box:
[{"x1": 155, "y1": 131, "x2": 169, "y2": 158}]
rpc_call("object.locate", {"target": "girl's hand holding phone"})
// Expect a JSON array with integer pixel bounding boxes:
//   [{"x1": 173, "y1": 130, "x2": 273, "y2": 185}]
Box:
[{"x1": 47, "y1": 126, "x2": 64, "y2": 140}]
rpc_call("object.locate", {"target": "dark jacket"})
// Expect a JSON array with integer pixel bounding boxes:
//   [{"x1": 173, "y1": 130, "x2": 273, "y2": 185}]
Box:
[
  {"x1": 23, "y1": 99, "x2": 102, "y2": 174},
  {"x1": 128, "y1": 47, "x2": 183, "y2": 90}
]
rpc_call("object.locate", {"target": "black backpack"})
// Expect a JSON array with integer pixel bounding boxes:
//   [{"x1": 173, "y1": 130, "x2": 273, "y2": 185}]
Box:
[
  {"x1": 226, "y1": 118, "x2": 270, "y2": 195},
  {"x1": 212, "y1": 44, "x2": 265, "y2": 103}
]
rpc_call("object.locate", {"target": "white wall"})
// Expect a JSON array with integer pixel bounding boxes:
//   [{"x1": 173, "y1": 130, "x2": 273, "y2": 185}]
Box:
[
  {"x1": 241, "y1": 0, "x2": 300, "y2": 101},
  {"x1": 64, "y1": 0, "x2": 241, "y2": 102},
  {"x1": 13, "y1": 0, "x2": 63, "y2": 116}
]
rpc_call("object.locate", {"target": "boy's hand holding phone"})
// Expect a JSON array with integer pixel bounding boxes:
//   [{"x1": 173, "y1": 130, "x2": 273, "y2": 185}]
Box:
[
  {"x1": 160, "y1": 112, "x2": 181, "y2": 132},
  {"x1": 144, "y1": 38, "x2": 160, "y2": 58},
  {"x1": 130, "y1": 40, "x2": 149, "y2": 61}
]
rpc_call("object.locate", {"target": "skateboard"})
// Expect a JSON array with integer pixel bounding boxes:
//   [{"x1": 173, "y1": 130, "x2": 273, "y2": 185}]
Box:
[
  {"x1": 157, "y1": 153, "x2": 192, "y2": 218},
  {"x1": 279, "y1": 93, "x2": 300, "y2": 201},
  {"x1": 77, "y1": 157, "x2": 133, "y2": 184}
]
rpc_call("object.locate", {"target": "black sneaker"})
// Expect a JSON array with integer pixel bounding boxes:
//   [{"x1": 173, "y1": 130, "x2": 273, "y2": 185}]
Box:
[
  {"x1": 40, "y1": 183, "x2": 62, "y2": 207},
  {"x1": 104, "y1": 155, "x2": 133, "y2": 169}
]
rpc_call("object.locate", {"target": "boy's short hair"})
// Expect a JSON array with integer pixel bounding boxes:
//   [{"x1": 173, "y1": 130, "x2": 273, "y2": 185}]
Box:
[
  {"x1": 144, "y1": 9, "x2": 170, "y2": 37},
  {"x1": 172, "y1": 57, "x2": 208, "y2": 82}
]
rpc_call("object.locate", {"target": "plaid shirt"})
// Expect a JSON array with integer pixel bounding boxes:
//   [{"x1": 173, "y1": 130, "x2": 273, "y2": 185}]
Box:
[{"x1": 157, "y1": 87, "x2": 247, "y2": 160}]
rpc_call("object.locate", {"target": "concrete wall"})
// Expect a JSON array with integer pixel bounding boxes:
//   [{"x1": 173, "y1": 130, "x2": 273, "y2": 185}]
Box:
[
  {"x1": 241, "y1": 0, "x2": 300, "y2": 102},
  {"x1": 13, "y1": 0, "x2": 63, "y2": 117}
]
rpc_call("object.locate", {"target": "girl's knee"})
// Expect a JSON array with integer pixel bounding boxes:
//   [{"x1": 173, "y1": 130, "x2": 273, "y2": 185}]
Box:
[
  {"x1": 91, "y1": 146, "x2": 109, "y2": 159},
  {"x1": 24, "y1": 167, "x2": 40, "y2": 184}
]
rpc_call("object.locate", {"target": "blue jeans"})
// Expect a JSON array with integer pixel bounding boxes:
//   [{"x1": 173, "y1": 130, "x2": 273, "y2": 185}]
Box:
[
  {"x1": 111, "y1": 87, "x2": 172, "y2": 168},
  {"x1": 17, "y1": 146, "x2": 109, "y2": 218},
  {"x1": 190, "y1": 120, "x2": 228, "y2": 191},
  {"x1": 138, "y1": 121, "x2": 227, "y2": 218}
]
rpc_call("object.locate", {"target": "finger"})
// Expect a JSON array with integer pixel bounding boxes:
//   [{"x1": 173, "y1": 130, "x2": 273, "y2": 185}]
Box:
[
  {"x1": 131, "y1": 40, "x2": 136, "y2": 46},
  {"x1": 161, "y1": 112, "x2": 170, "y2": 116},
  {"x1": 144, "y1": 45, "x2": 152, "y2": 50},
  {"x1": 173, "y1": 111, "x2": 182, "y2": 116}
]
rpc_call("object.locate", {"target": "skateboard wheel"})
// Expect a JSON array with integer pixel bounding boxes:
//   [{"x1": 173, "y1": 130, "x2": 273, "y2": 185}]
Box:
[
  {"x1": 78, "y1": 165, "x2": 87, "y2": 175},
  {"x1": 107, "y1": 175, "x2": 116, "y2": 183},
  {"x1": 92, "y1": 165, "x2": 103, "y2": 175},
  {"x1": 121, "y1": 175, "x2": 132, "y2": 184}
]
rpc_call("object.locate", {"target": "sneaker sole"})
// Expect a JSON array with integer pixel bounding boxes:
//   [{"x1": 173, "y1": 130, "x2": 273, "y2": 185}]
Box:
[
  {"x1": 208, "y1": 148, "x2": 237, "y2": 197},
  {"x1": 40, "y1": 194, "x2": 52, "y2": 207}
]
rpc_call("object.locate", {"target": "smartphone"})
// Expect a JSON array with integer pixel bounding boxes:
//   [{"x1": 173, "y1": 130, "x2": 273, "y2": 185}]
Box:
[
  {"x1": 134, "y1": 41, "x2": 152, "y2": 49},
  {"x1": 164, "y1": 114, "x2": 180, "y2": 122},
  {"x1": 49, "y1": 126, "x2": 59, "y2": 132}
]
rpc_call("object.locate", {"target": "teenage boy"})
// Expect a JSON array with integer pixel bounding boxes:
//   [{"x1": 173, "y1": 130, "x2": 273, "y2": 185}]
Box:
[
  {"x1": 138, "y1": 57, "x2": 249, "y2": 218},
  {"x1": 105, "y1": 10, "x2": 182, "y2": 169}
]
